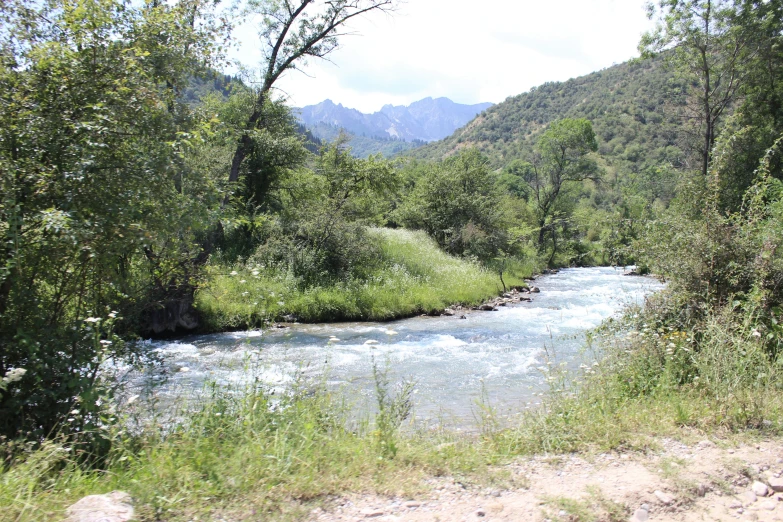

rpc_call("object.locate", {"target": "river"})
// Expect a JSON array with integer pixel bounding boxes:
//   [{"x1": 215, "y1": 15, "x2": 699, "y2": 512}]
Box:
[{"x1": 131, "y1": 267, "x2": 663, "y2": 428}]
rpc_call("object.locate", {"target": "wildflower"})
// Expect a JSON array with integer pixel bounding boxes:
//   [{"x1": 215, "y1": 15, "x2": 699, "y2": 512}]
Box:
[
  {"x1": 229, "y1": 270, "x2": 238, "y2": 276},
  {"x1": 2, "y1": 368, "x2": 26, "y2": 383},
  {"x1": 251, "y1": 270, "x2": 259, "y2": 276},
  {"x1": 239, "y1": 279, "x2": 247, "y2": 284},
  {"x1": 752, "y1": 329, "x2": 762, "y2": 338},
  {"x1": 100, "y1": 340, "x2": 112, "y2": 346},
  {"x1": 108, "y1": 311, "x2": 118, "y2": 318},
  {"x1": 667, "y1": 342, "x2": 676, "y2": 348},
  {"x1": 84, "y1": 317, "x2": 101, "y2": 323}
]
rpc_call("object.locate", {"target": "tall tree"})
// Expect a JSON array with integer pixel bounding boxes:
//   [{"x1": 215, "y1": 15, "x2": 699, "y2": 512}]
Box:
[
  {"x1": 227, "y1": 0, "x2": 397, "y2": 200},
  {"x1": 398, "y1": 149, "x2": 507, "y2": 261},
  {"x1": 0, "y1": 0, "x2": 224, "y2": 438},
  {"x1": 640, "y1": 0, "x2": 759, "y2": 177},
  {"x1": 525, "y1": 119, "x2": 600, "y2": 249}
]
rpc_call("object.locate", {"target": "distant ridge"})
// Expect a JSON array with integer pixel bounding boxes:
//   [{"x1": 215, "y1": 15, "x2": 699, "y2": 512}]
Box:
[
  {"x1": 409, "y1": 57, "x2": 687, "y2": 173},
  {"x1": 296, "y1": 97, "x2": 493, "y2": 144}
]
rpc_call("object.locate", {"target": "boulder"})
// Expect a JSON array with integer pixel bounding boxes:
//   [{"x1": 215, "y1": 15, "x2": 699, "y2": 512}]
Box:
[
  {"x1": 65, "y1": 491, "x2": 134, "y2": 522},
  {"x1": 529, "y1": 286, "x2": 541, "y2": 293}
]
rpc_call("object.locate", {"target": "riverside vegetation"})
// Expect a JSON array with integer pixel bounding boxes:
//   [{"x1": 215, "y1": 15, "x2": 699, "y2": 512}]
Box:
[{"x1": 2, "y1": 0, "x2": 783, "y2": 520}]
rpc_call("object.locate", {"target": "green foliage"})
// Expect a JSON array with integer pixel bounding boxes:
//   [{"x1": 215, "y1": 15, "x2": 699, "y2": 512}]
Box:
[
  {"x1": 0, "y1": 0, "x2": 225, "y2": 438},
  {"x1": 410, "y1": 60, "x2": 685, "y2": 267},
  {"x1": 526, "y1": 119, "x2": 600, "y2": 259},
  {"x1": 397, "y1": 149, "x2": 509, "y2": 261},
  {"x1": 640, "y1": 0, "x2": 768, "y2": 177},
  {"x1": 195, "y1": 228, "x2": 530, "y2": 327}
]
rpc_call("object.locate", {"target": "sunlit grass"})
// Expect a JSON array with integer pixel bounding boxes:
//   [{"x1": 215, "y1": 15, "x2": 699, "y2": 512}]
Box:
[{"x1": 195, "y1": 227, "x2": 532, "y2": 330}]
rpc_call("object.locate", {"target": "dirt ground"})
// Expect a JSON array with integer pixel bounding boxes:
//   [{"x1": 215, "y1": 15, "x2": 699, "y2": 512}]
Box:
[{"x1": 308, "y1": 438, "x2": 783, "y2": 522}]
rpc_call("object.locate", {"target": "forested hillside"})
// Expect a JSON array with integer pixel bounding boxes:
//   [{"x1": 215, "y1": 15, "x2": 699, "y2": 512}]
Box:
[{"x1": 411, "y1": 57, "x2": 687, "y2": 174}]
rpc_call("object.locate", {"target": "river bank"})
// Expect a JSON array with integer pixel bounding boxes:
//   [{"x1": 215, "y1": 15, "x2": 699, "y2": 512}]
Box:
[
  {"x1": 132, "y1": 267, "x2": 663, "y2": 427},
  {"x1": 8, "y1": 269, "x2": 783, "y2": 522},
  {"x1": 191, "y1": 228, "x2": 537, "y2": 335}
]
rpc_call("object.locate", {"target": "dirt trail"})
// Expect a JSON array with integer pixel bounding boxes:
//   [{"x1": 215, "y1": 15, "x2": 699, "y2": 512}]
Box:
[{"x1": 309, "y1": 439, "x2": 783, "y2": 522}]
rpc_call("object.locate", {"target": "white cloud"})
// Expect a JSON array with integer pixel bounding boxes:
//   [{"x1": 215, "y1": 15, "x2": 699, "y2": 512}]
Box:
[{"x1": 229, "y1": 0, "x2": 654, "y2": 113}]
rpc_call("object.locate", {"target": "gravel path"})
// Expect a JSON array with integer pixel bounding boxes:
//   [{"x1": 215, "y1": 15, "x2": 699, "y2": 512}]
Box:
[{"x1": 308, "y1": 438, "x2": 783, "y2": 522}]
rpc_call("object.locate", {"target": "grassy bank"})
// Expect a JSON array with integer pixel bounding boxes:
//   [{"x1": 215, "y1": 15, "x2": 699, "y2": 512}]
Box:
[
  {"x1": 4, "y1": 290, "x2": 783, "y2": 521},
  {"x1": 195, "y1": 227, "x2": 535, "y2": 330}
]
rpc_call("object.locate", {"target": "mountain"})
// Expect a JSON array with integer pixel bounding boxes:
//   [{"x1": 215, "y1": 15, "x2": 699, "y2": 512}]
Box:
[
  {"x1": 409, "y1": 57, "x2": 689, "y2": 174},
  {"x1": 296, "y1": 97, "x2": 493, "y2": 152}
]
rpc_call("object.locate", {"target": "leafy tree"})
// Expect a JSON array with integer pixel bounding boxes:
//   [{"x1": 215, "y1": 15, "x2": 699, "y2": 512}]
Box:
[
  {"x1": 252, "y1": 141, "x2": 398, "y2": 287},
  {"x1": 640, "y1": 0, "x2": 760, "y2": 177},
  {"x1": 0, "y1": 0, "x2": 224, "y2": 439},
  {"x1": 398, "y1": 149, "x2": 508, "y2": 261},
  {"x1": 226, "y1": 0, "x2": 397, "y2": 204},
  {"x1": 525, "y1": 119, "x2": 600, "y2": 250}
]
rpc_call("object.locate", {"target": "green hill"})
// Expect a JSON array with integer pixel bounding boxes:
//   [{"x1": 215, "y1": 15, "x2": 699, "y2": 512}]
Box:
[{"x1": 409, "y1": 57, "x2": 689, "y2": 175}]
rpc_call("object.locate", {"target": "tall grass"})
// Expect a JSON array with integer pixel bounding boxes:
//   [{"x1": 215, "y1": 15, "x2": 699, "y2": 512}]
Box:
[
  {"x1": 195, "y1": 227, "x2": 533, "y2": 330},
  {"x1": 0, "y1": 374, "x2": 493, "y2": 522},
  {"x1": 5, "y1": 292, "x2": 783, "y2": 520},
  {"x1": 491, "y1": 291, "x2": 783, "y2": 456}
]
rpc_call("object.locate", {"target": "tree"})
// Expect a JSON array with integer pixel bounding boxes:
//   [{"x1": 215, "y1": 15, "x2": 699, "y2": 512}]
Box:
[
  {"x1": 525, "y1": 119, "x2": 599, "y2": 250},
  {"x1": 640, "y1": 0, "x2": 759, "y2": 178},
  {"x1": 0, "y1": 0, "x2": 224, "y2": 439},
  {"x1": 253, "y1": 140, "x2": 398, "y2": 287},
  {"x1": 227, "y1": 0, "x2": 397, "y2": 201},
  {"x1": 398, "y1": 149, "x2": 507, "y2": 261}
]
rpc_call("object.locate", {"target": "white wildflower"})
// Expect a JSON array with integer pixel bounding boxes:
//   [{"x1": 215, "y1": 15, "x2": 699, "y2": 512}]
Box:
[
  {"x1": 100, "y1": 340, "x2": 112, "y2": 346},
  {"x1": 752, "y1": 329, "x2": 762, "y2": 338},
  {"x1": 84, "y1": 317, "x2": 101, "y2": 323},
  {"x1": 239, "y1": 279, "x2": 246, "y2": 284},
  {"x1": 229, "y1": 270, "x2": 238, "y2": 276},
  {"x1": 2, "y1": 368, "x2": 26, "y2": 384}
]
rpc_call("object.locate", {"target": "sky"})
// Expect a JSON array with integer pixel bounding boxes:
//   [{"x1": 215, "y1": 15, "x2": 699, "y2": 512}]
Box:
[{"x1": 229, "y1": 0, "x2": 656, "y2": 113}]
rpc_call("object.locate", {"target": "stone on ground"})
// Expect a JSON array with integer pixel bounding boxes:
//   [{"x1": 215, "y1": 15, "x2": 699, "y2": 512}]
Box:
[
  {"x1": 767, "y1": 475, "x2": 783, "y2": 492},
  {"x1": 65, "y1": 491, "x2": 134, "y2": 522},
  {"x1": 752, "y1": 481, "x2": 770, "y2": 497},
  {"x1": 654, "y1": 490, "x2": 675, "y2": 505}
]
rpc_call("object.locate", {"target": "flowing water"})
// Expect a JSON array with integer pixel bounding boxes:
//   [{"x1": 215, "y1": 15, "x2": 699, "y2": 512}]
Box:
[{"x1": 132, "y1": 267, "x2": 663, "y2": 427}]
